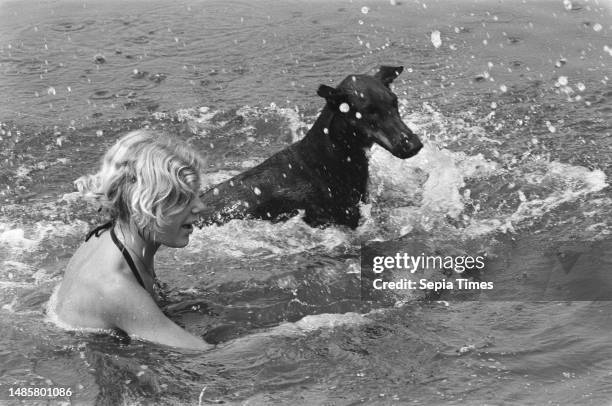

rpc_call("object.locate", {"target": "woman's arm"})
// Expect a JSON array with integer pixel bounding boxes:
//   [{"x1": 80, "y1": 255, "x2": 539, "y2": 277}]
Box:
[{"x1": 103, "y1": 281, "x2": 213, "y2": 351}]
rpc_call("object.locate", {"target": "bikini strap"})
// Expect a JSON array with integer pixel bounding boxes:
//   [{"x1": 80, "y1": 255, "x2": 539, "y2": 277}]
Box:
[
  {"x1": 109, "y1": 226, "x2": 146, "y2": 289},
  {"x1": 85, "y1": 221, "x2": 113, "y2": 241}
]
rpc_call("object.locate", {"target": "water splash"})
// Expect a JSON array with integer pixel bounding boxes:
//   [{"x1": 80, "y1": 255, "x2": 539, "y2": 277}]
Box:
[
  {"x1": 187, "y1": 213, "x2": 350, "y2": 258},
  {"x1": 181, "y1": 101, "x2": 608, "y2": 246}
]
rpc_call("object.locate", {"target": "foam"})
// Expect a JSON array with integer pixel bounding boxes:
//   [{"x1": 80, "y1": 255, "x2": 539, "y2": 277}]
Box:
[
  {"x1": 366, "y1": 141, "x2": 501, "y2": 237},
  {"x1": 234, "y1": 103, "x2": 307, "y2": 143},
  {"x1": 459, "y1": 160, "x2": 607, "y2": 236},
  {"x1": 504, "y1": 162, "x2": 607, "y2": 225},
  {"x1": 268, "y1": 102, "x2": 307, "y2": 143},
  {"x1": 367, "y1": 103, "x2": 608, "y2": 238},
  {"x1": 0, "y1": 220, "x2": 88, "y2": 253},
  {"x1": 176, "y1": 106, "x2": 220, "y2": 136},
  {"x1": 290, "y1": 312, "x2": 369, "y2": 331},
  {"x1": 0, "y1": 228, "x2": 37, "y2": 250},
  {"x1": 214, "y1": 312, "x2": 370, "y2": 356},
  {"x1": 187, "y1": 212, "x2": 350, "y2": 258}
]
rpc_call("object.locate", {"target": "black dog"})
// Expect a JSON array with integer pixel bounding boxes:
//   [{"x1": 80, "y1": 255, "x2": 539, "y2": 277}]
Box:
[{"x1": 197, "y1": 66, "x2": 422, "y2": 228}]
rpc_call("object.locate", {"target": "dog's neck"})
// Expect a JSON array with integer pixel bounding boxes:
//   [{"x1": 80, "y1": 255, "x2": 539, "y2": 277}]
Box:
[
  {"x1": 293, "y1": 105, "x2": 371, "y2": 198},
  {"x1": 302, "y1": 106, "x2": 372, "y2": 163}
]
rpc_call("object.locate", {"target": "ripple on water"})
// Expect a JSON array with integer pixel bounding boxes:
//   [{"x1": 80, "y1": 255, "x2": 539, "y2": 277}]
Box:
[
  {"x1": 125, "y1": 35, "x2": 150, "y2": 45},
  {"x1": 3, "y1": 59, "x2": 62, "y2": 77},
  {"x1": 90, "y1": 89, "x2": 115, "y2": 100},
  {"x1": 49, "y1": 21, "x2": 88, "y2": 32}
]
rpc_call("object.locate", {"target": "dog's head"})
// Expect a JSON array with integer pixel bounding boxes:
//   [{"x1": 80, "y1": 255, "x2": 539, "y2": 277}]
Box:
[{"x1": 317, "y1": 66, "x2": 422, "y2": 159}]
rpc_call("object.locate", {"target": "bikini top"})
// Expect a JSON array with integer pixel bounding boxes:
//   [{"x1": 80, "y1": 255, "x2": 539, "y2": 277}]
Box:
[{"x1": 85, "y1": 222, "x2": 145, "y2": 289}]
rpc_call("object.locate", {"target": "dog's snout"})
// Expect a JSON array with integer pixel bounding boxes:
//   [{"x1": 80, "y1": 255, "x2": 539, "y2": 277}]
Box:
[
  {"x1": 403, "y1": 132, "x2": 423, "y2": 153},
  {"x1": 401, "y1": 130, "x2": 421, "y2": 148}
]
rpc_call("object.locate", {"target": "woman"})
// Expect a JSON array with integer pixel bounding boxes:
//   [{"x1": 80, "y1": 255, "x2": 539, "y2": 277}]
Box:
[{"x1": 52, "y1": 130, "x2": 213, "y2": 350}]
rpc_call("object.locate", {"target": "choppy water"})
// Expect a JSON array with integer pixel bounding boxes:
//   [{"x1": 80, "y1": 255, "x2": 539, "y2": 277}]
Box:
[{"x1": 1, "y1": 0, "x2": 611, "y2": 404}]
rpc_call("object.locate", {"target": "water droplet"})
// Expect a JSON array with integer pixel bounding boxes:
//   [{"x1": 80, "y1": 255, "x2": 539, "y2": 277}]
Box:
[
  {"x1": 96, "y1": 130, "x2": 103, "y2": 137},
  {"x1": 361, "y1": 6, "x2": 370, "y2": 14},
  {"x1": 323, "y1": 128, "x2": 329, "y2": 134},
  {"x1": 557, "y1": 76, "x2": 568, "y2": 86},
  {"x1": 253, "y1": 187, "x2": 261, "y2": 195},
  {"x1": 339, "y1": 103, "x2": 350, "y2": 113},
  {"x1": 593, "y1": 23, "x2": 602, "y2": 32},
  {"x1": 430, "y1": 30, "x2": 442, "y2": 48},
  {"x1": 355, "y1": 112, "x2": 362, "y2": 119},
  {"x1": 500, "y1": 85, "x2": 507, "y2": 92},
  {"x1": 93, "y1": 53, "x2": 105, "y2": 64},
  {"x1": 555, "y1": 58, "x2": 567, "y2": 68},
  {"x1": 47, "y1": 87, "x2": 56, "y2": 96}
]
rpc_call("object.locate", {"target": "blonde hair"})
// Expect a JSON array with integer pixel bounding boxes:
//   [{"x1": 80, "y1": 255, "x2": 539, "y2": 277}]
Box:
[{"x1": 76, "y1": 129, "x2": 204, "y2": 233}]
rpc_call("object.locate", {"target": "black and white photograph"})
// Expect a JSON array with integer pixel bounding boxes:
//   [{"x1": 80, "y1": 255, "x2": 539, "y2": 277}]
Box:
[{"x1": 1, "y1": 0, "x2": 611, "y2": 404}]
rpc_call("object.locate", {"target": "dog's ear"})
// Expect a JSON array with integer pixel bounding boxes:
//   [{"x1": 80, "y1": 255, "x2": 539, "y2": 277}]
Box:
[
  {"x1": 374, "y1": 66, "x2": 403, "y2": 86},
  {"x1": 317, "y1": 85, "x2": 347, "y2": 104}
]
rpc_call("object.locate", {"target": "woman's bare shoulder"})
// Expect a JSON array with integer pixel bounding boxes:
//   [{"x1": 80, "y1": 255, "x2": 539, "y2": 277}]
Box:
[{"x1": 55, "y1": 232, "x2": 137, "y2": 328}]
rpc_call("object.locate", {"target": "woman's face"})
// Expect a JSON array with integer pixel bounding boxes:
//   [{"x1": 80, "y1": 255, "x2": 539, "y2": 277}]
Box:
[{"x1": 154, "y1": 194, "x2": 206, "y2": 248}]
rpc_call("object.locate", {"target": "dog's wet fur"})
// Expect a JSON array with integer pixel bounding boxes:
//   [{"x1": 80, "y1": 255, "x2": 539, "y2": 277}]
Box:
[{"x1": 197, "y1": 66, "x2": 422, "y2": 229}]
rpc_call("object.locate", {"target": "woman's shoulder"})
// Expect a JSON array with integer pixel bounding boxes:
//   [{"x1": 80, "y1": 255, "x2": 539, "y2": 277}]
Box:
[
  {"x1": 65, "y1": 230, "x2": 123, "y2": 280},
  {"x1": 55, "y1": 231, "x2": 140, "y2": 327}
]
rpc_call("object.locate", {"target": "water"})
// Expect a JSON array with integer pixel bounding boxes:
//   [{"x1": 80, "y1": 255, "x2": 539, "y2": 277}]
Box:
[{"x1": 1, "y1": 0, "x2": 611, "y2": 404}]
